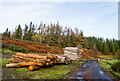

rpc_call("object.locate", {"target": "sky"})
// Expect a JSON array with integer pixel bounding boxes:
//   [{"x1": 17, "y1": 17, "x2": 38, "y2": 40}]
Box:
[{"x1": 0, "y1": 0, "x2": 118, "y2": 40}]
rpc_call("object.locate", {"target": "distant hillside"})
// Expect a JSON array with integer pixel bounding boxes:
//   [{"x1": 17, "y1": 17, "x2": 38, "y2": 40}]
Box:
[{"x1": 1, "y1": 37, "x2": 64, "y2": 54}]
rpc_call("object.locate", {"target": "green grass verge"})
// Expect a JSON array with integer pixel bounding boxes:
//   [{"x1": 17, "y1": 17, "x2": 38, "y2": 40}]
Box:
[
  {"x1": 0, "y1": 58, "x2": 11, "y2": 66},
  {"x1": 0, "y1": 49, "x2": 2, "y2": 52},
  {"x1": 88, "y1": 58, "x2": 98, "y2": 61},
  {"x1": 98, "y1": 57, "x2": 120, "y2": 79},
  {"x1": 2, "y1": 49, "x2": 16, "y2": 54},
  {"x1": 14, "y1": 62, "x2": 83, "y2": 79}
]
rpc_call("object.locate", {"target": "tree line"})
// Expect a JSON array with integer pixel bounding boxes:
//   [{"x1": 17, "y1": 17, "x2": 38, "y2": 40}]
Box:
[{"x1": 2, "y1": 22, "x2": 120, "y2": 55}]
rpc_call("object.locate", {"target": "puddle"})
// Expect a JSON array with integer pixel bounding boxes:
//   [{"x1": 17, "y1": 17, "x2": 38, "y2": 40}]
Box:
[
  {"x1": 76, "y1": 77, "x2": 84, "y2": 79},
  {"x1": 70, "y1": 60, "x2": 113, "y2": 80}
]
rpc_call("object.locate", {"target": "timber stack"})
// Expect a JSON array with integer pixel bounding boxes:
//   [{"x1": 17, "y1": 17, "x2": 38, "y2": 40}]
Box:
[
  {"x1": 64, "y1": 47, "x2": 82, "y2": 61},
  {"x1": 6, "y1": 52, "x2": 70, "y2": 71}
]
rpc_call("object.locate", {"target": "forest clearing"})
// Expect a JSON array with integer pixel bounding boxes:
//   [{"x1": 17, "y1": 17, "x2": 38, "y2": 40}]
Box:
[
  {"x1": 0, "y1": 1, "x2": 119, "y2": 80},
  {"x1": 1, "y1": 36, "x2": 120, "y2": 80},
  {"x1": 0, "y1": 22, "x2": 120, "y2": 80}
]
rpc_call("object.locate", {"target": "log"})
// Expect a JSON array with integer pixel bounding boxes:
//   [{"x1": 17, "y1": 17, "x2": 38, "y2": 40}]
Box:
[
  {"x1": 49, "y1": 61, "x2": 54, "y2": 65},
  {"x1": 56, "y1": 55, "x2": 66, "y2": 63},
  {"x1": 12, "y1": 55, "x2": 52, "y2": 63},
  {"x1": 19, "y1": 62, "x2": 43, "y2": 66},
  {"x1": 10, "y1": 57, "x2": 29, "y2": 63},
  {"x1": 6, "y1": 63, "x2": 22, "y2": 67},
  {"x1": 6, "y1": 62, "x2": 44, "y2": 68},
  {"x1": 16, "y1": 53, "x2": 47, "y2": 59},
  {"x1": 45, "y1": 62, "x2": 50, "y2": 66}
]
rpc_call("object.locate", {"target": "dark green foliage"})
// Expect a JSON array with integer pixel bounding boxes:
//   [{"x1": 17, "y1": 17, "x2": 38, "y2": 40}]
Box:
[
  {"x1": 17, "y1": 47, "x2": 26, "y2": 53},
  {"x1": 9, "y1": 45, "x2": 18, "y2": 51},
  {"x1": 111, "y1": 61, "x2": 120, "y2": 73},
  {"x1": 23, "y1": 24, "x2": 28, "y2": 40},
  {"x1": 118, "y1": 50, "x2": 120, "y2": 61},
  {"x1": 3, "y1": 28, "x2": 10, "y2": 37},
  {"x1": 9, "y1": 45, "x2": 26, "y2": 53},
  {"x1": 103, "y1": 42, "x2": 110, "y2": 54},
  {"x1": 14, "y1": 24, "x2": 22, "y2": 39},
  {"x1": 2, "y1": 43, "x2": 5, "y2": 48}
]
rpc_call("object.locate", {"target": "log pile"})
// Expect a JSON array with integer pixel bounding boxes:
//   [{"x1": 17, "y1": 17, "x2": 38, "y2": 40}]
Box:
[
  {"x1": 6, "y1": 52, "x2": 70, "y2": 71},
  {"x1": 64, "y1": 47, "x2": 82, "y2": 61}
]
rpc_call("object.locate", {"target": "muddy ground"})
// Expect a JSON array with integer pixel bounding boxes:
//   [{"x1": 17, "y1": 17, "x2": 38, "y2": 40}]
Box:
[
  {"x1": 2, "y1": 52, "x2": 17, "y2": 79},
  {"x1": 68, "y1": 60, "x2": 113, "y2": 80}
]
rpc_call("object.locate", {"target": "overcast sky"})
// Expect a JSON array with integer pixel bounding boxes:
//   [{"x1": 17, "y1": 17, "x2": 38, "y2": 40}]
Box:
[{"x1": 0, "y1": 0, "x2": 118, "y2": 40}]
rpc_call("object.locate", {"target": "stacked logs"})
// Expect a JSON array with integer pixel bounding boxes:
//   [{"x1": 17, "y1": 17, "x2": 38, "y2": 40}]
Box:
[
  {"x1": 6, "y1": 52, "x2": 70, "y2": 71},
  {"x1": 64, "y1": 47, "x2": 82, "y2": 61}
]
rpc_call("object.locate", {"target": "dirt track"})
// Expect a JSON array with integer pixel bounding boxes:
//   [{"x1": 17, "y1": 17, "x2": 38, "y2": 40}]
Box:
[{"x1": 69, "y1": 60, "x2": 113, "y2": 80}]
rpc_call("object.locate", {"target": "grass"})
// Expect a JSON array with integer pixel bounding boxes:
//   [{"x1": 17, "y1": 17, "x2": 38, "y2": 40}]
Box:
[
  {"x1": 0, "y1": 49, "x2": 2, "y2": 52},
  {"x1": 0, "y1": 58, "x2": 11, "y2": 66},
  {"x1": 14, "y1": 62, "x2": 83, "y2": 79},
  {"x1": 88, "y1": 58, "x2": 98, "y2": 61},
  {"x1": 98, "y1": 56, "x2": 120, "y2": 79},
  {"x1": 2, "y1": 49, "x2": 16, "y2": 54}
]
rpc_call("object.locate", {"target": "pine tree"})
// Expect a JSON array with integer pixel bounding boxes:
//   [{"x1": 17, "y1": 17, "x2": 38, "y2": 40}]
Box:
[
  {"x1": 103, "y1": 42, "x2": 109, "y2": 54},
  {"x1": 86, "y1": 37, "x2": 93, "y2": 49},
  {"x1": 70, "y1": 29, "x2": 76, "y2": 47},
  {"x1": 49, "y1": 24, "x2": 55, "y2": 46},
  {"x1": 112, "y1": 39, "x2": 118, "y2": 54},
  {"x1": 99, "y1": 38, "x2": 104, "y2": 53},
  {"x1": 8, "y1": 31, "x2": 10, "y2": 37},
  {"x1": 23, "y1": 24, "x2": 28, "y2": 40},
  {"x1": 31, "y1": 24, "x2": 36, "y2": 36},
  {"x1": 109, "y1": 40, "x2": 113, "y2": 53},
  {"x1": 14, "y1": 24, "x2": 22, "y2": 39},
  {"x1": 45, "y1": 25, "x2": 50, "y2": 45},
  {"x1": 118, "y1": 50, "x2": 120, "y2": 61},
  {"x1": 66, "y1": 28, "x2": 71, "y2": 47},
  {"x1": 27, "y1": 22, "x2": 33, "y2": 41},
  {"x1": 3, "y1": 28, "x2": 10, "y2": 37},
  {"x1": 106, "y1": 38, "x2": 110, "y2": 53},
  {"x1": 96, "y1": 38, "x2": 100, "y2": 51},
  {"x1": 61, "y1": 30, "x2": 66, "y2": 48},
  {"x1": 54, "y1": 22, "x2": 62, "y2": 47},
  {"x1": 77, "y1": 30, "x2": 85, "y2": 48}
]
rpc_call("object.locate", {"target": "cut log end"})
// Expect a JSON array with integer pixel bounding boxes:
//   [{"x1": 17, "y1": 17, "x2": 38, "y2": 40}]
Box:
[
  {"x1": 28, "y1": 65, "x2": 34, "y2": 71},
  {"x1": 28, "y1": 65, "x2": 40, "y2": 71}
]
